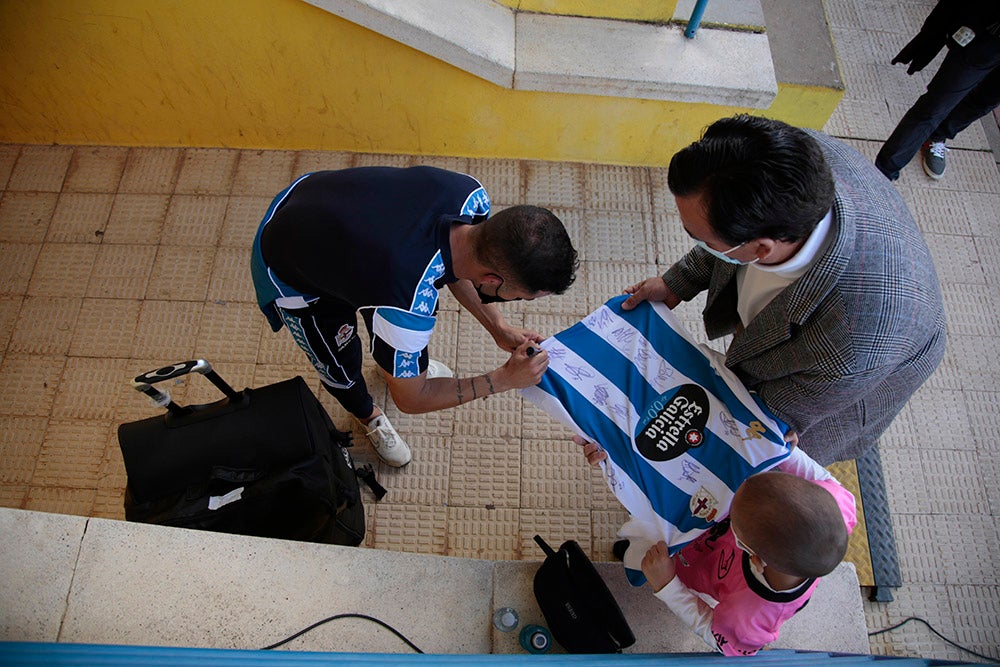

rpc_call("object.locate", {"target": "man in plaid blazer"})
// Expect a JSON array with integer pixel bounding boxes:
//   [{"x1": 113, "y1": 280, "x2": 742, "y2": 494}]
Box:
[{"x1": 623, "y1": 115, "x2": 946, "y2": 465}]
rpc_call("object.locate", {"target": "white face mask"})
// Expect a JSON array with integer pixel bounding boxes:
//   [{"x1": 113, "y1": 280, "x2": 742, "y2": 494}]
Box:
[{"x1": 695, "y1": 240, "x2": 759, "y2": 265}]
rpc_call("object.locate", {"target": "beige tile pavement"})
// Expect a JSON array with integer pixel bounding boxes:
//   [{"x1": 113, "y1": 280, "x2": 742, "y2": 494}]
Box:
[{"x1": 0, "y1": 0, "x2": 998, "y2": 659}]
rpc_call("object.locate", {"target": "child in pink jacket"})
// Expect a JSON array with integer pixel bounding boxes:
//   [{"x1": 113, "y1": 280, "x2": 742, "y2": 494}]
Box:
[{"x1": 580, "y1": 440, "x2": 857, "y2": 656}]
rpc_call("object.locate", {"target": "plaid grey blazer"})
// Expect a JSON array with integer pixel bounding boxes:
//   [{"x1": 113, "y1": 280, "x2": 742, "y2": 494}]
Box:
[{"x1": 662, "y1": 130, "x2": 946, "y2": 465}]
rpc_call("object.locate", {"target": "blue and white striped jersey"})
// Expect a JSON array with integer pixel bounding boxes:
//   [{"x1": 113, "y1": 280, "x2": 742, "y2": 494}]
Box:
[{"x1": 521, "y1": 295, "x2": 791, "y2": 555}]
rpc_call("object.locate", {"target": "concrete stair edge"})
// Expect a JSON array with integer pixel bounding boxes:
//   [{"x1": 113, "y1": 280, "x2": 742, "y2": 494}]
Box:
[
  {"x1": 0, "y1": 507, "x2": 869, "y2": 656},
  {"x1": 301, "y1": 0, "x2": 780, "y2": 108}
]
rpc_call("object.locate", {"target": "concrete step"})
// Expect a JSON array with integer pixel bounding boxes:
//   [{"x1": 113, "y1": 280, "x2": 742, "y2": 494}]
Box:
[
  {"x1": 0, "y1": 507, "x2": 867, "y2": 655},
  {"x1": 302, "y1": 0, "x2": 778, "y2": 108}
]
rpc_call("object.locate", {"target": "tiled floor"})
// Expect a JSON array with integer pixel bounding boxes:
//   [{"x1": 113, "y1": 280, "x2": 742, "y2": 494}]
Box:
[
  {"x1": 1, "y1": 0, "x2": 999, "y2": 662},
  {"x1": 823, "y1": 1, "x2": 1000, "y2": 662}
]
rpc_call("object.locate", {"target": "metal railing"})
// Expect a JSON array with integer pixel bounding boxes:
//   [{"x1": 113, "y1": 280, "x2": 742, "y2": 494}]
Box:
[{"x1": 685, "y1": 0, "x2": 711, "y2": 38}]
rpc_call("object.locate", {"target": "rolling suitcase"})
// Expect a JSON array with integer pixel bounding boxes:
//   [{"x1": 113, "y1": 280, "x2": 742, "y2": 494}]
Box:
[{"x1": 117, "y1": 360, "x2": 365, "y2": 546}]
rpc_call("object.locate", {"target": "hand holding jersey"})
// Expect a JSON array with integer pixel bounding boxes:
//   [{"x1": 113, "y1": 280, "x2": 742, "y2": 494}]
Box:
[
  {"x1": 386, "y1": 338, "x2": 548, "y2": 414},
  {"x1": 622, "y1": 275, "x2": 681, "y2": 311}
]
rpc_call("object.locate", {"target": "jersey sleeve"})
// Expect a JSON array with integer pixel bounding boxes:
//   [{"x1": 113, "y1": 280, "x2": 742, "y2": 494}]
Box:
[
  {"x1": 775, "y1": 446, "x2": 834, "y2": 481},
  {"x1": 654, "y1": 557, "x2": 780, "y2": 657},
  {"x1": 368, "y1": 306, "x2": 436, "y2": 378}
]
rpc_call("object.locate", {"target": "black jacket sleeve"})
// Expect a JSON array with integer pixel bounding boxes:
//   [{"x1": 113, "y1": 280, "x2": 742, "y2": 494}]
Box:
[{"x1": 891, "y1": 0, "x2": 963, "y2": 74}]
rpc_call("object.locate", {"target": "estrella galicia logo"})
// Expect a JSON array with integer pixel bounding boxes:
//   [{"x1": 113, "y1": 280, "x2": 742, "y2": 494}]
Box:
[{"x1": 635, "y1": 384, "x2": 710, "y2": 461}]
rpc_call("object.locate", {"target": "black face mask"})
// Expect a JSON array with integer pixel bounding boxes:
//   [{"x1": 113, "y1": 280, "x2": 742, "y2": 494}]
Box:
[{"x1": 475, "y1": 283, "x2": 522, "y2": 304}]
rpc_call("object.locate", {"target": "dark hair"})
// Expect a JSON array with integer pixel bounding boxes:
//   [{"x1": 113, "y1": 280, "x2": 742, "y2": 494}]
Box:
[
  {"x1": 476, "y1": 205, "x2": 578, "y2": 294},
  {"x1": 667, "y1": 115, "x2": 835, "y2": 245},
  {"x1": 733, "y1": 472, "x2": 848, "y2": 579}
]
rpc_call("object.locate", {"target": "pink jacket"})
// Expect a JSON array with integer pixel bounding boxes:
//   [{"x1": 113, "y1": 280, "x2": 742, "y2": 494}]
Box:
[{"x1": 656, "y1": 479, "x2": 858, "y2": 656}]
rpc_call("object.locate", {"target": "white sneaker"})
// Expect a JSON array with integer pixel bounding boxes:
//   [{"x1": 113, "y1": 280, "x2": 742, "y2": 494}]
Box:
[
  {"x1": 426, "y1": 359, "x2": 454, "y2": 378},
  {"x1": 363, "y1": 413, "x2": 411, "y2": 467}
]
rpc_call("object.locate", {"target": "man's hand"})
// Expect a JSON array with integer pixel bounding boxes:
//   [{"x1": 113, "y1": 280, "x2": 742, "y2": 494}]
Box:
[
  {"x1": 384, "y1": 339, "x2": 545, "y2": 413},
  {"x1": 497, "y1": 339, "x2": 549, "y2": 388},
  {"x1": 491, "y1": 325, "x2": 544, "y2": 353},
  {"x1": 641, "y1": 541, "x2": 677, "y2": 593},
  {"x1": 573, "y1": 435, "x2": 607, "y2": 466},
  {"x1": 891, "y1": 32, "x2": 945, "y2": 75},
  {"x1": 785, "y1": 430, "x2": 799, "y2": 449},
  {"x1": 446, "y1": 281, "x2": 547, "y2": 353},
  {"x1": 622, "y1": 276, "x2": 680, "y2": 311}
]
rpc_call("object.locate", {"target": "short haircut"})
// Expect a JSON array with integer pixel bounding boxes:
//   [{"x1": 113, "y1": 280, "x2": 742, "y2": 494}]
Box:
[
  {"x1": 667, "y1": 114, "x2": 836, "y2": 245},
  {"x1": 732, "y1": 471, "x2": 848, "y2": 578},
  {"x1": 476, "y1": 205, "x2": 579, "y2": 294}
]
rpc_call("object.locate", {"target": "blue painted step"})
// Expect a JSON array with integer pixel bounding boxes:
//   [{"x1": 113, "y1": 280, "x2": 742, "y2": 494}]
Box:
[{"x1": 0, "y1": 642, "x2": 990, "y2": 666}]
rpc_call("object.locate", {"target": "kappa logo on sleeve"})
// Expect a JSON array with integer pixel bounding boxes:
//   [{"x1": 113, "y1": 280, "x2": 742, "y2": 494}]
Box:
[
  {"x1": 461, "y1": 187, "x2": 491, "y2": 217},
  {"x1": 635, "y1": 384, "x2": 710, "y2": 461}
]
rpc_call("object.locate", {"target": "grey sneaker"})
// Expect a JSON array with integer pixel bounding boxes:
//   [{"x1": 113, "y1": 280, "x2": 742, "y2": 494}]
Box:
[
  {"x1": 426, "y1": 359, "x2": 454, "y2": 378},
  {"x1": 922, "y1": 141, "x2": 947, "y2": 180},
  {"x1": 363, "y1": 413, "x2": 411, "y2": 467}
]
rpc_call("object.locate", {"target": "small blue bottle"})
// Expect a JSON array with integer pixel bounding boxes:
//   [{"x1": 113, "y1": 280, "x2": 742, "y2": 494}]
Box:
[{"x1": 519, "y1": 624, "x2": 552, "y2": 653}]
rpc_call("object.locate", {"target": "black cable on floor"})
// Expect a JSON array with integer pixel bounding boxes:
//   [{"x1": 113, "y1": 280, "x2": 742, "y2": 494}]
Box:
[
  {"x1": 868, "y1": 615, "x2": 997, "y2": 663},
  {"x1": 261, "y1": 612, "x2": 424, "y2": 653},
  {"x1": 263, "y1": 611, "x2": 999, "y2": 662}
]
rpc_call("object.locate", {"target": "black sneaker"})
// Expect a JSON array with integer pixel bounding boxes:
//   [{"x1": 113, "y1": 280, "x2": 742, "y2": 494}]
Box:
[
  {"x1": 612, "y1": 539, "x2": 630, "y2": 561},
  {"x1": 922, "y1": 141, "x2": 947, "y2": 180}
]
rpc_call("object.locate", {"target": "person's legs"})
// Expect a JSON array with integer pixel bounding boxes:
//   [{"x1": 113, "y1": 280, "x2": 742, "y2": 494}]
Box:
[
  {"x1": 876, "y1": 40, "x2": 999, "y2": 180},
  {"x1": 931, "y1": 62, "x2": 1000, "y2": 142},
  {"x1": 275, "y1": 300, "x2": 411, "y2": 466},
  {"x1": 275, "y1": 300, "x2": 373, "y2": 416}
]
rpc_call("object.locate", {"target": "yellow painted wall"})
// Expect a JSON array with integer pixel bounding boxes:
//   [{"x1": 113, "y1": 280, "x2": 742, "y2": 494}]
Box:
[
  {"x1": 767, "y1": 83, "x2": 845, "y2": 135},
  {"x1": 0, "y1": 0, "x2": 837, "y2": 167},
  {"x1": 494, "y1": 0, "x2": 676, "y2": 23}
]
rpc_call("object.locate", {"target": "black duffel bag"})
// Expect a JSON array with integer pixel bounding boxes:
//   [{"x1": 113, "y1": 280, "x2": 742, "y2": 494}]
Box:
[{"x1": 117, "y1": 360, "x2": 365, "y2": 546}]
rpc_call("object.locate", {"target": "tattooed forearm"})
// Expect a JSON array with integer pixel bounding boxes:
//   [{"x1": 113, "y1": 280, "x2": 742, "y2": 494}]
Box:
[{"x1": 455, "y1": 375, "x2": 496, "y2": 406}]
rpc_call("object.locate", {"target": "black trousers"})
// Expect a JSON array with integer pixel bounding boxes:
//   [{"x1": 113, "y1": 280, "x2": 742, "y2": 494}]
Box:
[
  {"x1": 876, "y1": 33, "x2": 1000, "y2": 180},
  {"x1": 274, "y1": 298, "x2": 375, "y2": 419}
]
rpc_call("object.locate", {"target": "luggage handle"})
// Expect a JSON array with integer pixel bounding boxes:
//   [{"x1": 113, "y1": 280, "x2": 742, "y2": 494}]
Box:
[
  {"x1": 130, "y1": 359, "x2": 241, "y2": 417},
  {"x1": 533, "y1": 534, "x2": 558, "y2": 558}
]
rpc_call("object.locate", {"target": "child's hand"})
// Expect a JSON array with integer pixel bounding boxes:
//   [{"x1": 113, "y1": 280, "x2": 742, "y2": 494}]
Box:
[
  {"x1": 784, "y1": 431, "x2": 799, "y2": 449},
  {"x1": 572, "y1": 435, "x2": 607, "y2": 467},
  {"x1": 641, "y1": 541, "x2": 676, "y2": 593}
]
